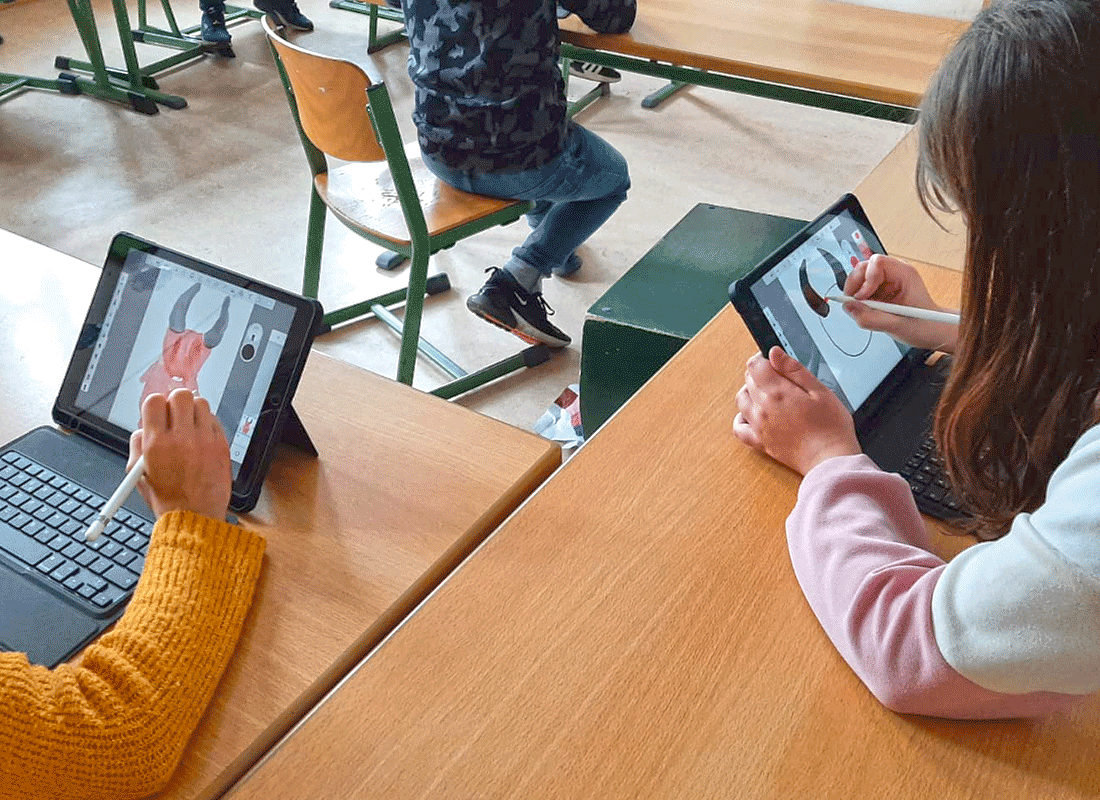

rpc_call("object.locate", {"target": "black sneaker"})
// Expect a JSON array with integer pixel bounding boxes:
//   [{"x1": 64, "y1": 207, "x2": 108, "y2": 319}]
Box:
[
  {"x1": 467, "y1": 268, "x2": 571, "y2": 348},
  {"x1": 200, "y1": 4, "x2": 232, "y2": 44},
  {"x1": 568, "y1": 62, "x2": 621, "y2": 83},
  {"x1": 254, "y1": 0, "x2": 313, "y2": 31}
]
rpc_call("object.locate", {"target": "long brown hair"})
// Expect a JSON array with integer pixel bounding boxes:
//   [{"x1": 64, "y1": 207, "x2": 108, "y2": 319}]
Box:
[{"x1": 917, "y1": 0, "x2": 1100, "y2": 536}]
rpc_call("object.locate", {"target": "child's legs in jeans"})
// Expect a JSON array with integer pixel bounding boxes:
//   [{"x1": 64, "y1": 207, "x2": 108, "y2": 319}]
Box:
[{"x1": 422, "y1": 123, "x2": 630, "y2": 285}]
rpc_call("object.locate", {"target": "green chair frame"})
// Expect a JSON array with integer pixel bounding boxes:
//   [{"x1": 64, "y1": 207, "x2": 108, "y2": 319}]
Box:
[{"x1": 263, "y1": 18, "x2": 549, "y2": 399}]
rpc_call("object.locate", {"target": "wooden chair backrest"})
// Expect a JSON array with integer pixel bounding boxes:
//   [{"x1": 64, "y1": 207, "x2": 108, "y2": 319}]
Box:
[{"x1": 263, "y1": 16, "x2": 387, "y2": 163}]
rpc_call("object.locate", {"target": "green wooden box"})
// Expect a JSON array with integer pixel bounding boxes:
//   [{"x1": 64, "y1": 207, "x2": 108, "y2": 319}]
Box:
[{"x1": 580, "y1": 203, "x2": 806, "y2": 437}]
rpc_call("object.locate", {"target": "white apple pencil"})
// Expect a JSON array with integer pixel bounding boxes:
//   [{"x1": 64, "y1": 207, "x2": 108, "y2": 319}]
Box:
[
  {"x1": 825, "y1": 293, "x2": 960, "y2": 325},
  {"x1": 84, "y1": 455, "x2": 146, "y2": 542}
]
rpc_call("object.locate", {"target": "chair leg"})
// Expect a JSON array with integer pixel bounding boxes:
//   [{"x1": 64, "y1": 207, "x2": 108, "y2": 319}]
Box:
[
  {"x1": 395, "y1": 246, "x2": 430, "y2": 385},
  {"x1": 375, "y1": 250, "x2": 408, "y2": 271},
  {"x1": 431, "y1": 345, "x2": 552, "y2": 400},
  {"x1": 303, "y1": 186, "x2": 326, "y2": 301}
]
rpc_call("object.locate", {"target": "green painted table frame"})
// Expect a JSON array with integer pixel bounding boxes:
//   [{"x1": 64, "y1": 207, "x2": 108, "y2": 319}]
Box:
[
  {"x1": 559, "y1": 43, "x2": 918, "y2": 123},
  {"x1": 2, "y1": 0, "x2": 181, "y2": 111},
  {"x1": 1, "y1": 0, "x2": 260, "y2": 113},
  {"x1": 327, "y1": 0, "x2": 405, "y2": 52}
]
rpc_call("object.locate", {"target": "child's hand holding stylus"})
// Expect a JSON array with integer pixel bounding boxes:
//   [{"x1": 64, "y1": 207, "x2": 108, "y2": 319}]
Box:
[{"x1": 839, "y1": 254, "x2": 960, "y2": 353}]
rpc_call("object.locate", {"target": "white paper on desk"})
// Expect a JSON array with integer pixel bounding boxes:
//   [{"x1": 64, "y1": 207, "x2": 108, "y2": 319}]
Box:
[{"x1": 534, "y1": 383, "x2": 584, "y2": 449}]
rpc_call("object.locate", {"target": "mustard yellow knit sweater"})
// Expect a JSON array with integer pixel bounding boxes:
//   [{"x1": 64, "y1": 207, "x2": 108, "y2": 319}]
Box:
[{"x1": 0, "y1": 510, "x2": 265, "y2": 800}]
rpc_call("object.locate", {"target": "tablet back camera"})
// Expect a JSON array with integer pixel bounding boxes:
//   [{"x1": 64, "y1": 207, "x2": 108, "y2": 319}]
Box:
[{"x1": 240, "y1": 322, "x2": 263, "y2": 362}]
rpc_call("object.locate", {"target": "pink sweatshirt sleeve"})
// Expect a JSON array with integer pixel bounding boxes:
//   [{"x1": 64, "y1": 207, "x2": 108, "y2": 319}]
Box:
[{"x1": 787, "y1": 454, "x2": 1078, "y2": 718}]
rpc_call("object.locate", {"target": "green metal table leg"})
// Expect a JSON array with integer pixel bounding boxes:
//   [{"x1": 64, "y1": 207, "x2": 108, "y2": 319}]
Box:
[
  {"x1": 327, "y1": 0, "x2": 406, "y2": 51},
  {"x1": 54, "y1": 0, "x2": 189, "y2": 112},
  {"x1": 641, "y1": 80, "x2": 687, "y2": 109},
  {"x1": 0, "y1": 73, "x2": 71, "y2": 104},
  {"x1": 567, "y1": 82, "x2": 609, "y2": 118}
]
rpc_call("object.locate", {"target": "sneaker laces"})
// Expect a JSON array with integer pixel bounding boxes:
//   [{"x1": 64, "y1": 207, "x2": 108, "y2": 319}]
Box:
[{"x1": 484, "y1": 266, "x2": 556, "y2": 317}]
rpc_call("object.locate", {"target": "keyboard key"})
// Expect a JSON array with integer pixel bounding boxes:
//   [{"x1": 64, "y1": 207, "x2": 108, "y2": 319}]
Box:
[
  {"x1": 104, "y1": 565, "x2": 139, "y2": 590},
  {"x1": 63, "y1": 574, "x2": 83, "y2": 592},
  {"x1": 77, "y1": 583, "x2": 97, "y2": 599},
  {"x1": 62, "y1": 541, "x2": 84, "y2": 559},
  {"x1": 73, "y1": 489, "x2": 93, "y2": 504},
  {"x1": 0, "y1": 485, "x2": 16, "y2": 501},
  {"x1": 125, "y1": 533, "x2": 149, "y2": 551},
  {"x1": 91, "y1": 586, "x2": 124, "y2": 608},
  {"x1": 1, "y1": 452, "x2": 19, "y2": 463},
  {"x1": 50, "y1": 561, "x2": 80, "y2": 583},
  {"x1": 0, "y1": 506, "x2": 15, "y2": 523},
  {"x1": 10, "y1": 513, "x2": 32, "y2": 529},
  {"x1": 114, "y1": 549, "x2": 137, "y2": 568},
  {"x1": 89, "y1": 557, "x2": 112, "y2": 575},
  {"x1": 36, "y1": 553, "x2": 65, "y2": 575},
  {"x1": 61, "y1": 481, "x2": 81, "y2": 496},
  {"x1": 33, "y1": 527, "x2": 55, "y2": 544},
  {"x1": 11, "y1": 456, "x2": 30, "y2": 470},
  {"x1": 129, "y1": 555, "x2": 145, "y2": 574},
  {"x1": 74, "y1": 549, "x2": 97, "y2": 567},
  {"x1": 47, "y1": 474, "x2": 68, "y2": 489},
  {"x1": 32, "y1": 484, "x2": 54, "y2": 501},
  {"x1": 47, "y1": 535, "x2": 68, "y2": 551},
  {"x1": 60, "y1": 520, "x2": 81, "y2": 537},
  {"x1": 23, "y1": 463, "x2": 42, "y2": 477},
  {"x1": 0, "y1": 465, "x2": 16, "y2": 481},
  {"x1": 45, "y1": 490, "x2": 68, "y2": 507},
  {"x1": 99, "y1": 541, "x2": 122, "y2": 559},
  {"x1": 71, "y1": 505, "x2": 95, "y2": 523}
]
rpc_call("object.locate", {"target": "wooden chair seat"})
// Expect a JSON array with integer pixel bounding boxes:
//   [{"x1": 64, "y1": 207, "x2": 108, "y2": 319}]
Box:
[{"x1": 316, "y1": 142, "x2": 526, "y2": 247}]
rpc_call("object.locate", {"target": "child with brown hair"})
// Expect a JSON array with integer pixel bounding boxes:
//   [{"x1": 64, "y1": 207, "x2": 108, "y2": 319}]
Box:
[{"x1": 733, "y1": 0, "x2": 1100, "y2": 718}]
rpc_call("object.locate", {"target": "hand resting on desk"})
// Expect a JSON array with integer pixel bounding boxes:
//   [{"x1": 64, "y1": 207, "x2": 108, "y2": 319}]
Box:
[{"x1": 733, "y1": 346, "x2": 861, "y2": 475}]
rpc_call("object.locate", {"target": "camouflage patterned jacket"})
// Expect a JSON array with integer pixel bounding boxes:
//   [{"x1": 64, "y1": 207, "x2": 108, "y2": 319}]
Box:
[{"x1": 400, "y1": 0, "x2": 636, "y2": 173}]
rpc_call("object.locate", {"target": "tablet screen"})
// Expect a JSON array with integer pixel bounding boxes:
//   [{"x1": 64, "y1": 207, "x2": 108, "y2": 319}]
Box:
[
  {"x1": 55, "y1": 232, "x2": 321, "y2": 512},
  {"x1": 745, "y1": 205, "x2": 909, "y2": 412},
  {"x1": 72, "y1": 249, "x2": 298, "y2": 475}
]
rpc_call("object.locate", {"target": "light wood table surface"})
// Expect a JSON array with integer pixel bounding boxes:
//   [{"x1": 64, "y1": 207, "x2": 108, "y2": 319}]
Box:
[
  {"x1": 855, "y1": 126, "x2": 967, "y2": 271},
  {"x1": 0, "y1": 228, "x2": 562, "y2": 800},
  {"x1": 226, "y1": 256, "x2": 1100, "y2": 800},
  {"x1": 558, "y1": 0, "x2": 968, "y2": 110}
]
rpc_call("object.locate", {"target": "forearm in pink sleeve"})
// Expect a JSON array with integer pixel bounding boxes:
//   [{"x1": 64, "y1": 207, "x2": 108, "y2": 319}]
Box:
[{"x1": 786, "y1": 455, "x2": 1077, "y2": 719}]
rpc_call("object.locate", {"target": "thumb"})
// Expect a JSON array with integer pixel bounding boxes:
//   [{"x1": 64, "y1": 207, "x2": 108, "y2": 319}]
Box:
[{"x1": 767, "y1": 346, "x2": 817, "y2": 393}]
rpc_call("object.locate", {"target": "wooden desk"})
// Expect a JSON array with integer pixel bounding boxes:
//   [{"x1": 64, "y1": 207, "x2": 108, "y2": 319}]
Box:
[
  {"x1": 0, "y1": 228, "x2": 562, "y2": 800},
  {"x1": 855, "y1": 127, "x2": 967, "y2": 271},
  {"x1": 227, "y1": 258, "x2": 1100, "y2": 800},
  {"x1": 559, "y1": 0, "x2": 969, "y2": 119}
]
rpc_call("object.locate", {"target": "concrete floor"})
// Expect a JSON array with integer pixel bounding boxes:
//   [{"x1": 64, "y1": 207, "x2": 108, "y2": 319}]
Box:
[{"x1": 0, "y1": 0, "x2": 919, "y2": 435}]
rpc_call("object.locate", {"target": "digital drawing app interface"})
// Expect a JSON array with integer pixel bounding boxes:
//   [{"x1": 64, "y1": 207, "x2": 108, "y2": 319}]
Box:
[
  {"x1": 750, "y1": 210, "x2": 908, "y2": 411},
  {"x1": 76, "y1": 250, "x2": 297, "y2": 474}
]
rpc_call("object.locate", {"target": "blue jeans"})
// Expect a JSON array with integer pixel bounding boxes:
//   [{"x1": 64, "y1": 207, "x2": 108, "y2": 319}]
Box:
[{"x1": 422, "y1": 123, "x2": 630, "y2": 278}]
